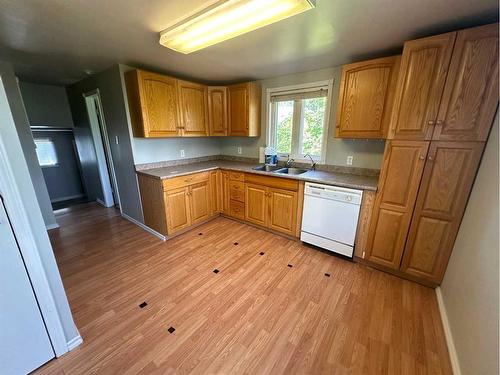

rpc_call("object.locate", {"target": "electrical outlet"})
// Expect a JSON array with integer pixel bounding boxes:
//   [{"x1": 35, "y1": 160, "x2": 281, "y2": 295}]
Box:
[
  {"x1": 346, "y1": 155, "x2": 353, "y2": 165},
  {"x1": 180, "y1": 149, "x2": 185, "y2": 158},
  {"x1": 237, "y1": 147, "x2": 242, "y2": 155}
]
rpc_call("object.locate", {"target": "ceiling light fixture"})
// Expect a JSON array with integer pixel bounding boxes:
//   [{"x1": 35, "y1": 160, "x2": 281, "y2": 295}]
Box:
[{"x1": 159, "y1": 0, "x2": 316, "y2": 54}]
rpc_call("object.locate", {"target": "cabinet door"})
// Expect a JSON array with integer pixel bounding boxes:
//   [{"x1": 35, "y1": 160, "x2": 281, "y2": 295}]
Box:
[
  {"x1": 268, "y1": 188, "x2": 297, "y2": 236},
  {"x1": 365, "y1": 141, "x2": 429, "y2": 269},
  {"x1": 164, "y1": 187, "x2": 191, "y2": 235},
  {"x1": 245, "y1": 183, "x2": 268, "y2": 227},
  {"x1": 389, "y1": 33, "x2": 456, "y2": 140},
  {"x1": 336, "y1": 55, "x2": 401, "y2": 139},
  {"x1": 137, "y1": 70, "x2": 181, "y2": 137},
  {"x1": 401, "y1": 142, "x2": 484, "y2": 284},
  {"x1": 208, "y1": 87, "x2": 228, "y2": 136},
  {"x1": 178, "y1": 80, "x2": 208, "y2": 136},
  {"x1": 434, "y1": 24, "x2": 499, "y2": 141},
  {"x1": 190, "y1": 182, "x2": 211, "y2": 224},
  {"x1": 221, "y1": 171, "x2": 230, "y2": 215},
  {"x1": 228, "y1": 83, "x2": 249, "y2": 136},
  {"x1": 209, "y1": 171, "x2": 219, "y2": 215}
]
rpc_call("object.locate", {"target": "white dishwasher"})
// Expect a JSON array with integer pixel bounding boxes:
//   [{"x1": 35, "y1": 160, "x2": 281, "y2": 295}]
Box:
[{"x1": 301, "y1": 182, "x2": 363, "y2": 258}]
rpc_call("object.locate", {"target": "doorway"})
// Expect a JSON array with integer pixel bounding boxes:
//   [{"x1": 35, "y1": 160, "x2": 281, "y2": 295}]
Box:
[{"x1": 83, "y1": 90, "x2": 119, "y2": 209}]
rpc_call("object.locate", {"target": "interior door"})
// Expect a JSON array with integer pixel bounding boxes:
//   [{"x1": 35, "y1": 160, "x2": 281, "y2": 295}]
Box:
[
  {"x1": 434, "y1": 24, "x2": 499, "y2": 141},
  {"x1": 208, "y1": 87, "x2": 228, "y2": 136},
  {"x1": 268, "y1": 188, "x2": 297, "y2": 236},
  {"x1": 178, "y1": 80, "x2": 208, "y2": 136},
  {"x1": 365, "y1": 140, "x2": 429, "y2": 269},
  {"x1": 389, "y1": 32, "x2": 456, "y2": 140},
  {"x1": 164, "y1": 187, "x2": 191, "y2": 235},
  {"x1": 0, "y1": 197, "x2": 54, "y2": 375},
  {"x1": 139, "y1": 71, "x2": 180, "y2": 137},
  {"x1": 190, "y1": 182, "x2": 210, "y2": 224},
  {"x1": 401, "y1": 142, "x2": 485, "y2": 284},
  {"x1": 228, "y1": 84, "x2": 249, "y2": 136},
  {"x1": 245, "y1": 183, "x2": 268, "y2": 227}
]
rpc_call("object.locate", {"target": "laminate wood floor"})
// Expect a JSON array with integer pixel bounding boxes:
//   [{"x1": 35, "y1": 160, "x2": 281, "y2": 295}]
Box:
[{"x1": 36, "y1": 203, "x2": 452, "y2": 374}]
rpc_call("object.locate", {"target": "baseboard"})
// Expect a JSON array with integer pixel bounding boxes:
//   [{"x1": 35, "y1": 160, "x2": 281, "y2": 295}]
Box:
[
  {"x1": 121, "y1": 213, "x2": 166, "y2": 241},
  {"x1": 66, "y1": 334, "x2": 83, "y2": 352},
  {"x1": 46, "y1": 222, "x2": 60, "y2": 230},
  {"x1": 96, "y1": 198, "x2": 106, "y2": 207},
  {"x1": 435, "y1": 287, "x2": 461, "y2": 375},
  {"x1": 50, "y1": 194, "x2": 85, "y2": 203}
]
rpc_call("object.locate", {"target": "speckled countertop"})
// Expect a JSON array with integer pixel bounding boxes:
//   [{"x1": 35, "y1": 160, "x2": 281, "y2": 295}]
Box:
[{"x1": 136, "y1": 160, "x2": 379, "y2": 191}]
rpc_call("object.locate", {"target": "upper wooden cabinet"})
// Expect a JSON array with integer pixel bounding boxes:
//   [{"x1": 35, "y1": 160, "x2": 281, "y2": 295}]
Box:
[
  {"x1": 208, "y1": 87, "x2": 228, "y2": 136},
  {"x1": 228, "y1": 82, "x2": 261, "y2": 137},
  {"x1": 434, "y1": 24, "x2": 499, "y2": 141},
  {"x1": 335, "y1": 55, "x2": 401, "y2": 139},
  {"x1": 388, "y1": 32, "x2": 456, "y2": 140},
  {"x1": 125, "y1": 69, "x2": 181, "y2": 137},
  {"x1": 177, "y1": 80, "x2": 209, "y2": 137},
  {"x1": 401, "y1": 142, "x2": 484, "y2": 283}
]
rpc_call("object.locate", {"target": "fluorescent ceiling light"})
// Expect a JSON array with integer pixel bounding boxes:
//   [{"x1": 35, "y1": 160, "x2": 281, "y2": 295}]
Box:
[{"x1": 159, "y1": 0, "x2": 316, "y2": 54}]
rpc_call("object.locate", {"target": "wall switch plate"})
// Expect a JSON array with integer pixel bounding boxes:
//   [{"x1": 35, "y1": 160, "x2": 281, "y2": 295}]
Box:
[
  {"x1": 180, "y1": 149, "x2": 185, "y2": 158},
  {"x1": 237, "y1": 147, "x2": 242, "y2": 155},
  {"x1": 346, "y1": 155, "x2": 353, "y2": 165}
]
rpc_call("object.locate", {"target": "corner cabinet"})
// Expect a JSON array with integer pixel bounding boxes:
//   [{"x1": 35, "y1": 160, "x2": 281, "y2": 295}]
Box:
[
  {"x1": 208, "y1": 87, "x2": 228, "y2": 136},
  {"x1": 228, "y1": 82, "x2": 261, "y2": 137},
  {"x1": 125, "y1": 69, "x2": 181, "y2": 137},
  {"x1": 335, "y1": 55, "x2": 401, "y2": 139}
]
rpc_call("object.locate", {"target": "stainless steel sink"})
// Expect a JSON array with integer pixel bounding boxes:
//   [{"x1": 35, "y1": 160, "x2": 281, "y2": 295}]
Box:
[
  {"x1": 252, "y1": 165, "x2": 281, "y2": 172},
  {"x1": 274, "y1": 167, "x2": 308, "y2": 175}
]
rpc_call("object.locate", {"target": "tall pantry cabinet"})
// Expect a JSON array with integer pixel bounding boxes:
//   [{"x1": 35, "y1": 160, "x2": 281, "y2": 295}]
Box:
[{"x1": 365, "y1": 23, "x2": 499, "y2": 286}]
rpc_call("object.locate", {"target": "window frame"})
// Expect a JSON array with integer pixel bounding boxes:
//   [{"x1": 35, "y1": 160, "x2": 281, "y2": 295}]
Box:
[
  {"x1": 266, "y1": 79, "x2": 333, "y2": 164},
  {"x1": 34, "y1": 137, "x2": 59, "y2": 168}
]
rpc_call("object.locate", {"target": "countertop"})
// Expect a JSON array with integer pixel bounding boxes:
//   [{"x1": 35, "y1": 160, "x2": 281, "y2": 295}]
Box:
[{"x1": 136, "y1": 160, "x2": 379, "y2": 191}]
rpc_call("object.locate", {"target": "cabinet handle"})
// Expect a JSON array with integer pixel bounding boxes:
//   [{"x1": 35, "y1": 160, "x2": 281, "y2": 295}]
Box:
[
  {"x1": 436, "y1": 120, "x2": 443, "y2": 126},
  {"x1": 427, "y1": 120, "x2": 435, "y2": 126},
  {"x1": 419, "y1": 155, "x2": 425, "y2": 160},
  {"x1": 428, "y1": 156, "x2": 434, "y2": 161}
]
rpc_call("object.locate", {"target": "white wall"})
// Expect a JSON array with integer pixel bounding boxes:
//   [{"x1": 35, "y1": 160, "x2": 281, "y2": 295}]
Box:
[
  {"x1": 220, "y1": 66, "x2": 386, "y2": 169},
  {"x1": 439, "y1": 113, "x2": 499, "y2": 375},
  {"x1": 0, "y1": 61, "x2": 79, "y2": 350},
  {"x1": 19, "y1": 81, "x2": 74, "y2": 127}
]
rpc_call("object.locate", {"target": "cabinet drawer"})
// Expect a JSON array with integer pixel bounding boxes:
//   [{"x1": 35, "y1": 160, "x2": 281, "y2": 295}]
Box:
[
  {"x1": 229, "y1": 181, "x2": 245, "y2": 202},
  {"x1": 163, "y1": 172, "x2": 209, "y2": 191},
  {"x1": 245, "y1": 174, "x2": 298, "y2": 191},
  {"x1": 229, "y1": 200, "x2": 245, "y2": 220},
  {"x1": 229, "y1": 171, "x2": 245, "y2": 181}
]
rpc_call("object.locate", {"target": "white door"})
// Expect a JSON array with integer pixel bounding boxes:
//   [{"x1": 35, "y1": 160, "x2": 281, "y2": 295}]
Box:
[{"x1": 0, "y1": 196, "x2": 54, "y2": 374}]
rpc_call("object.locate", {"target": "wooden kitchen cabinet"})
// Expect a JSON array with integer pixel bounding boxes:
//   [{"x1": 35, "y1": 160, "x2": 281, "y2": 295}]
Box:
[
  {"x1": 189, "y1": 182, "x2": 211, "y2": 224},
  {"x1": 228, "y1": 82, "x2": 261, "y2": 137},
  {"x1": 433, "y1": 24, "x2": 499, "y2": 141},
  {"x1": 245, "y1": 183, "x2": 268, "y2": 227},
  {"x1": 365, "y1": 140, "x2": 429, "y2": 269},
  {"x1": 388, "y1": 32, "x2": 456, "y2": 140},
  {"x1": 335, "y1": 55, "x2": 401, "y2": 139},
  {"x1": 177, "y1": 80, "x2": 209, "y2": 136},
  {"x1": 125, "y1": 69, "x2": 181, "y2": 137},
  {"x1": 164, "y1": 187, "x2": 191, "y2": 234},
  {"x1": 268, "y1": 188, "x2": 298, "y2": 236},
  {"x1": 221, "y1": 170, "x2": 230, "y2": 215},
  {"x1": 208, "y1": 87, "x2": 228, "y2": 136},
  {"x1": 401, "y1": 142, "x2": 485, "y2": 283}
]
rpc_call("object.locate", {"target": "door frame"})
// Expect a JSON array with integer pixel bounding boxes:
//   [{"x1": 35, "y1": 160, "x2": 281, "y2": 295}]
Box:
[
  {"x1": 83, "y1": 89, "x2": 120, "y2": 208},
  {"x1": 0, "y1": 75, "x2": 69, "y2": 357}
]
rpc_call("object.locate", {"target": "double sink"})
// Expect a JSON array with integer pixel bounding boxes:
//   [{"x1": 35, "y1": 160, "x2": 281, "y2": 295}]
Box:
[{"x1": 252, "y1": 165, "x2": 309, "y2": 175}]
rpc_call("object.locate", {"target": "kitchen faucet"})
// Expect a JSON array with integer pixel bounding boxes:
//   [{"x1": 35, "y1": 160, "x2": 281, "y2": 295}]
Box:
[
  {"x1": 285, "y1": 155, "x2": 295, "y2": 167},
  {"x1": 304, "y1": 153, "x2": 316, "y2": 170}
]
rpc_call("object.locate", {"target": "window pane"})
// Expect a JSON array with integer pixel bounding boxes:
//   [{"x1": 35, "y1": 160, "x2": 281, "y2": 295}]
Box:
[
  {"x1": 275, "y1": 100, "x2": 294, "y2": 154},
  {"x1": 35, "y1": 139, "x2": 58, "y2": 167},
  {"x1": 301, "y1": 97, "x2": 326, "y2": 157}
]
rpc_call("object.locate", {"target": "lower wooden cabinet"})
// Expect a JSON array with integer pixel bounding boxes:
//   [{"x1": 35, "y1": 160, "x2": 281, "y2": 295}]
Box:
[
  {"x1": 245, "y1": 183, "x2": 268, "y2": 227},
  {"x1": 164, "y1": 187, "x2": 191, "y2": 234},
  {"x1": 189, "y1": 182, "x2": 211, "y2": 225}
]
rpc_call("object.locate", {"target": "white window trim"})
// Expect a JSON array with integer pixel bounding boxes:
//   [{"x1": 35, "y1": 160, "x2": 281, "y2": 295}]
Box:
[{"x1": 266, "y1": 79, "x2": 333, "y2": 164}]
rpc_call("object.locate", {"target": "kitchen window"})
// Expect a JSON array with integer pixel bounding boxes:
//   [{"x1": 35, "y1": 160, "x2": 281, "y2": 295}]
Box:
[
  {"x1": 267, "y1": 80, "x2": 332, "y2": 163},
  {"x1": 34, "y1": 138, "x2": 59, "y2": 167}
]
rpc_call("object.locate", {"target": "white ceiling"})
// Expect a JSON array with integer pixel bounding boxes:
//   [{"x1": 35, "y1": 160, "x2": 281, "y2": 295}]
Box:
[{"x1": 0, "y1": 0, "x2": 497, "y2": 85}]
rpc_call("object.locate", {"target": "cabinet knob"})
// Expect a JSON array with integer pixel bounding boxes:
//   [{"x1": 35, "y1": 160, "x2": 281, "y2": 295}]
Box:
[
  {"x1": 428, "y1": 156, "x2": 434, "y2": 161},
  {"x1": 419, "y1": 155, "x2": 425, "y2": 160},
  {"x1": 436, "y1": 120, "x2": 443, "y2": 126},
  {"x1": 427, "y1": 120, "x2": 435, "y2": 125}
]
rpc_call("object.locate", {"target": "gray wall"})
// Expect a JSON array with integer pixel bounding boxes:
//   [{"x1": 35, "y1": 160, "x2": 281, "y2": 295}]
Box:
[
  {"x1": 19, "y1": 81, "x2": 74, "y2": 127},
  {"x1": 67, "y1": 65, "x2": 143, "y2": 222},
  {"x1": 440, "y1": 113, "x2": 499, "y2": 375},
  {"x1": 0, "y1": 61, "x2": 78, "y2": 344},
  {"x1": 5, "y1": 81, "x2": 57, "y2": 228},
  {"x1": 32, "y1": 130, "x2": 84, "y2": 202},
  {"x1": 220, "y1": 66, "x2": 386, "y2": 170}
]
